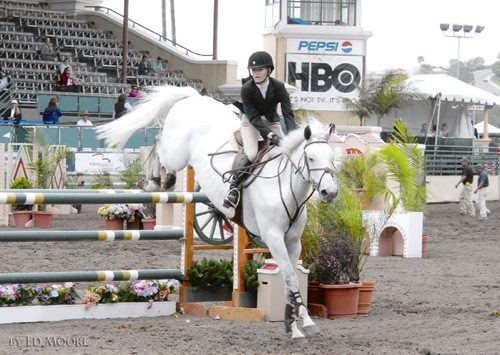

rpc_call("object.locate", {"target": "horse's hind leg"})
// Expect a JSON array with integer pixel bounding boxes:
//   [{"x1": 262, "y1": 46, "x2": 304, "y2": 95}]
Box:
[{"x1": 285, "y1": 226, "x2": 320, "y2": 337}]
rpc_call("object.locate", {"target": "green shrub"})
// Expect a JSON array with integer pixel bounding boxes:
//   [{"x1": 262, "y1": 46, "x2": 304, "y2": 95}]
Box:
[
  {"x1": 244, "y1": 259, "x2": 264, "y2": 292},
  {"x1": 188, "y1": 258, "x2": 233, "y2": 289},
  {"x1": 9, "y1": 177, "x2": 33, "y2": 211}
]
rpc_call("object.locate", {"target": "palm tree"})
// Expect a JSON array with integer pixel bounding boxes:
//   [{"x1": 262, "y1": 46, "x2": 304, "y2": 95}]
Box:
[{"x1": 343, "y1": 70, "x2": 414, "y2": 127}]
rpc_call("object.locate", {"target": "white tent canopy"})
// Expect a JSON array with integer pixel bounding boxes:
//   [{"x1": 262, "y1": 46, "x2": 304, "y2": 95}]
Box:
[
  {"x1": 406, "y1": 74, "x2": 500, "y2": 106},
  {"x1": 474, "y1": 121, "x2": 500, "y2": 135}
]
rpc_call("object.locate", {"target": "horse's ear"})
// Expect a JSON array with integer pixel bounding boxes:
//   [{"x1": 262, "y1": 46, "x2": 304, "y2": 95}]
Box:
[
  {"x1": 329, "y1": 123, "x2": 335, "y2": 135},
  {"x1": 304, "y1": 125, "x2": 311, "y2": 140}
]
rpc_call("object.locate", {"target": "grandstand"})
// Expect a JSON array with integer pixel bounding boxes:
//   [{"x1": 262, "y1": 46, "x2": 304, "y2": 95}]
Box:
[{"x1": 0, "y1": 0, "x2": 236, "y2": 126}]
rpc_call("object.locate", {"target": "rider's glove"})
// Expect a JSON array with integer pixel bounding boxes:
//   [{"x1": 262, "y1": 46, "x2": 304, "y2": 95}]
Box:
[{"x1": 268, "y1": 132, "x2": 281, "y2": 146}]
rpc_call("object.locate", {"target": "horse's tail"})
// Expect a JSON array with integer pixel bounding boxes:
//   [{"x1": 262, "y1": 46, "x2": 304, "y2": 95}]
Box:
[{"x1": 96, "y1": 85, "x2": 199, "y2": 148}]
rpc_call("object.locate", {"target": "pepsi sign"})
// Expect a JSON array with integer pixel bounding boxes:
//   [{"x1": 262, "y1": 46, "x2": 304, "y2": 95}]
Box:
[{"x1": 288, "y1": 38, "x2": 363, "y2": 55}]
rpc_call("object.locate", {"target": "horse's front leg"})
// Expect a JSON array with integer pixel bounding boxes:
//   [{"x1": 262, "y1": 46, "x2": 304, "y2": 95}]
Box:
[
  {"x1": 261, "y1": 228, "x2": 306, "y2": 344},
  {"x1": 285, "y1": 226, "x2": 320, "y2": 338}
]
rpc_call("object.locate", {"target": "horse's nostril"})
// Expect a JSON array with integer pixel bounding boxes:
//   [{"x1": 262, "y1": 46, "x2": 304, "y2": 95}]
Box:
[{"x1": 321, "y1": 189, "x2": 328, "y2": 196}]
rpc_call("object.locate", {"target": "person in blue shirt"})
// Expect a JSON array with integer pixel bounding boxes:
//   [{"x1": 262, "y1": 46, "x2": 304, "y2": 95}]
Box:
[{"x1": 42, "y1": 97, "x2": 62, "y2": 124}]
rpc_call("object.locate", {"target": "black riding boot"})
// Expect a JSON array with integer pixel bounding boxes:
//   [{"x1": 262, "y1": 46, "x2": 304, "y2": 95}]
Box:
[{"x1": 223, "y1": 154, "x2": 251, "y2": 208}]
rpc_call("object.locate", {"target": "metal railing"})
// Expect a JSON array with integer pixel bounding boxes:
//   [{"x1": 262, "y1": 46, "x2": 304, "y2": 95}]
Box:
[
  {"x1": 424, "y1": 143, "x2": 499, "y2": 176},
  {"x1": 287, "y1": 0, "x2": 357, "y2": 26},
  {"x1": 84, "y1": 6, "x2": 213, "y2": 58}
]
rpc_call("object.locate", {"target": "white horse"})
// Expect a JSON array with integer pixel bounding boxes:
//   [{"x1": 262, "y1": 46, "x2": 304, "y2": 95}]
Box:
[{"x1": 97, "y1": 86, "x2": 338, "y2": 342}]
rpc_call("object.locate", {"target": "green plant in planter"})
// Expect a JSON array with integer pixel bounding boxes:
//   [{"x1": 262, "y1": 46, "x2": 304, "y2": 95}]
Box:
[
  {"x1": 379, "y1": 119, "x2": 426, "y2": 212},
  {"x1": 188, "y1": 258, "x2": 233, "y2": 289},
  {"x1": 9, "y1": 177, "x2": 33, "y2": 211},
  {"x1": 119, "y1": 158, "x2": 143, "y2": 189},
  {"x1": 338, "y1": 152, "x2": 388, "y2": 203},
  {"x1": 91, "y1": 170, "x2": 113, "y2": 189},
  {"x1": 26, "y1": 130, "x2": 69, "y2": 210},
  {"x1": 243, "y1": 259, "x2": 264, "y2": 292}
]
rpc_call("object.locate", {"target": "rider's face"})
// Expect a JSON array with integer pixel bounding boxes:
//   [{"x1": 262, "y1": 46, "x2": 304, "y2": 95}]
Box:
[{"x1": 251, "y1": 67, "x2": 269, "y2": 84}]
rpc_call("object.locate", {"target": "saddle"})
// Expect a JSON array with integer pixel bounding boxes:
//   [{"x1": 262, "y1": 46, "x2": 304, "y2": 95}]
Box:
[{"x1": 232, "y1": 130, "x2": 270, "y2": 174}]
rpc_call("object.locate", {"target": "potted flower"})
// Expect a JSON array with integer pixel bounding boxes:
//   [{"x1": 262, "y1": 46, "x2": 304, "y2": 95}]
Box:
[
  {"x1": 312, "y1": 231, "x2": 361, "y2": 319},
  {"x1": 9, "y1": 177, "x2": 33, "y2": 227},
  {"x1": 97, "y1": 204, "x2": 130, "y2": 230}
]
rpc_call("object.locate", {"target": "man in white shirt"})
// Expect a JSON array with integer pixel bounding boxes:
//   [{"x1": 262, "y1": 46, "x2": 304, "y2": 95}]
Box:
[{"x1": 76, "y1": 110, "x2": 93, "y2": 126}]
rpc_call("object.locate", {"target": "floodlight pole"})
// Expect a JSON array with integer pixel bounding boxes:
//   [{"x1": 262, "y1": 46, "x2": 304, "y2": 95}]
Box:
[{"x1": 439, "y1": 24, "x2": 484, "y2": 80}]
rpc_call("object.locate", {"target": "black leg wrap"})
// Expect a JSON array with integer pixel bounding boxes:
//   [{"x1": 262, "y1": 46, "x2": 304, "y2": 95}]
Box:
[
  {"x1": 284, "y1": 303, "x2": 294, "y2": 333},
  {"x1": 163, "y1": 173, "x2": 176, "y2": 190},
  {"x1": 289, "y1": 291, "x2": 305, "y2": 312}
]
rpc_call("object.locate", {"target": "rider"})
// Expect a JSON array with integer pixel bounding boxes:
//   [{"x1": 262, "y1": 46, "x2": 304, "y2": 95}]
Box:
[{"x1": 223, "y1": 51, "x2": 297, "y2": 209}]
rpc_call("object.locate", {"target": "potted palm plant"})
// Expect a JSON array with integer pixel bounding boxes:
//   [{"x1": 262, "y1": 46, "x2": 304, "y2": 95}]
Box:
[
  {"x1": 337, "y1": 152, "x2": 388, "y2": 210},
  {"x1": 377, "y1": 119, "x2": 427, "y2": 257},
  {"x1": 26, "y1": 130, "x2": 69, "y2": 228}
]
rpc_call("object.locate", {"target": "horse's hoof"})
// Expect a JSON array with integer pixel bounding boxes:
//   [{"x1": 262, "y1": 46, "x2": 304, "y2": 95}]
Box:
[
  {"x1": 302, "y1": 324, "x2": 320, "y2": 337},
  {"x1": 292, "y1": 336, "x2": 307, "y2": 345}
]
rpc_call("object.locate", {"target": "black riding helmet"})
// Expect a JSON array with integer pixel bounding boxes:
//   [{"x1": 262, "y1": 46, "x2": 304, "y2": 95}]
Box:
[{"x1": 247, "y1": 51, "x2": 274, "y2": 73}]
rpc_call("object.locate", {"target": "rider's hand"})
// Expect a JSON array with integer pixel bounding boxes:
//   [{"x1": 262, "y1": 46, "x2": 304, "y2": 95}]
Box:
[{"x1": 269, "y1": 133, "x2": 281, "y2": 146}]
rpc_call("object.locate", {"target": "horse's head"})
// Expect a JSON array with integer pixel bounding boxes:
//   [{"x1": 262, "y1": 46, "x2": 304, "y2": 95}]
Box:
[{"x1": 284, "y1": 118, "x2": 338, "y2": 203}]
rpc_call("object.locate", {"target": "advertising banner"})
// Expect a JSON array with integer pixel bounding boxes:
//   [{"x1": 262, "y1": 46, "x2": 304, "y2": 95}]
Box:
[{"x1": 286, "y1": 54, "x2": 364, "y2": 111}]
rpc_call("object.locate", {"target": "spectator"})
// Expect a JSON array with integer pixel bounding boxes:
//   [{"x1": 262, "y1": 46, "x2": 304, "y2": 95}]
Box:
[
  {"x1": 58, "y1": 57, "x2": 70, "y2": 76},
  {"x1": 439, "y1": 123, "x2": 449, "y2": 137},
  {"x1": 42, "y1": 97, "x2": 62, "y2": 124},
  {"x1": 0, "y1": 67, "x2": 12, "y2": 91},
  {"x1": 152, "y1": 56, "x2": 167, "y2": 76},
  {"x1": 454, "y1": 157, "x2": 475, "y2": 217},
  {"x1": 128, "y1": 85, "x2": 143, "y2": 99},
  {"x1": 60, "y1": 67, "x2": 81, "y2": 93},
  {"x1": 76, "y1": 110, "x2": 93, "y2": 126},
  {"x1": 138, "y1": 55, "x2": 153, "y2": 76},
  {"x1": 419, "y1": 123, "x2": 428, "y2": 136},
  {"x1": 200, "y1": 88, "x2": 208, "y2": 96},
  {"x1": 39, "y1": 37, "x2": 56, "y2": 61},
  {"x1": 2, "y1": 99, "x2": 23, "y2": 125},
  {"x1": 473, "y1": 164, "x2": 490, "y2": 220},
  {"x1": 114, "y1": 93, "x2": 132, "y2": 119}
]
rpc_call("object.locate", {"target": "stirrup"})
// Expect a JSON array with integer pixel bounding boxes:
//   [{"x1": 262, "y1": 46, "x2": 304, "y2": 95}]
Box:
[{"x1": 223, "y1": 188, "x2": 240, "y2": 209}]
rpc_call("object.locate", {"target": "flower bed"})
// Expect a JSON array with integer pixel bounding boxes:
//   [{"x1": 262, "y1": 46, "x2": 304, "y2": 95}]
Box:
[{"x1": 0, "y1": 280, "x2": 179, "y2": 324}]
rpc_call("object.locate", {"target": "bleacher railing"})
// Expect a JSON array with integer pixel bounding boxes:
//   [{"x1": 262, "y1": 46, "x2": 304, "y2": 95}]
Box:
[{"x1": 85, "y1": 5, "x2": 213, "y2": 58}]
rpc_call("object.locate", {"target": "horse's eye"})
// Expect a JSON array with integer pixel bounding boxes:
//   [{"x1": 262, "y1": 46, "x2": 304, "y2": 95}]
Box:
[{"x1": 308, "y1": 157, "x2": 314, "y2": 162}]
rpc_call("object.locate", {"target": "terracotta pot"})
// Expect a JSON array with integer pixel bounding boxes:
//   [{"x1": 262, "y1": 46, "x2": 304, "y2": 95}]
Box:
[
  {"x1": 141, "y1": 218, "x2": 156, "y2": 230},
  {"x1": 12, "y1": 211, "x2": 32, "y2": 228},
  {"x1": 320, "y1": 283, "x2": 361, "y2": 319},
  {"x1": 422, "y1": 234, "x2": 430, "y2": 257},
  {"x1": 126, "y1": 219, "x2": 140, "y2": 230},
  {"x1": 105, "y1": 218, "x2": 124, "y2": 230},
  {"x1": 307, "y1": 280, "x2": 323, "y2": 305},
  {"x1": 357, "y1": 280, "x2": 375, "y2": 316},
  {"x1": 33, "y1": 211, "x2": 53, "y2": 229}
]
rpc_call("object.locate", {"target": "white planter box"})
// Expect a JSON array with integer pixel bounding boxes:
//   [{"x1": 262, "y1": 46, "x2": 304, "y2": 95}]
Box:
[{"x1": 0, "y1": 302, "x2": 176, "y2": 324}]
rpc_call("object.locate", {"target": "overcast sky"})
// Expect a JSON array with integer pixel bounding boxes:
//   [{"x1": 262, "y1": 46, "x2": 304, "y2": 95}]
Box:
[{"x1": 101, "y1": 0, "x2": 500, "y2": 77}]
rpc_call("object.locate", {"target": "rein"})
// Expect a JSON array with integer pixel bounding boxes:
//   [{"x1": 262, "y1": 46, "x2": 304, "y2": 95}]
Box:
[{"x1": 279, "y1": 139, "x2": 334, "y2": 231}]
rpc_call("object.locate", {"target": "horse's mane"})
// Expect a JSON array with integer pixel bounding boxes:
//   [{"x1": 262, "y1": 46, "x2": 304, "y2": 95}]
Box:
[{"x1": 281, "y1": 118, "x2": 328, "y2": 155}]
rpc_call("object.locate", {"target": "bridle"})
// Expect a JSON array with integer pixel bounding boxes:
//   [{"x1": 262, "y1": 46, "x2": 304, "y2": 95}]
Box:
[{"x1": 279, "y1": 139, "x2": 335, "y2": 230}]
